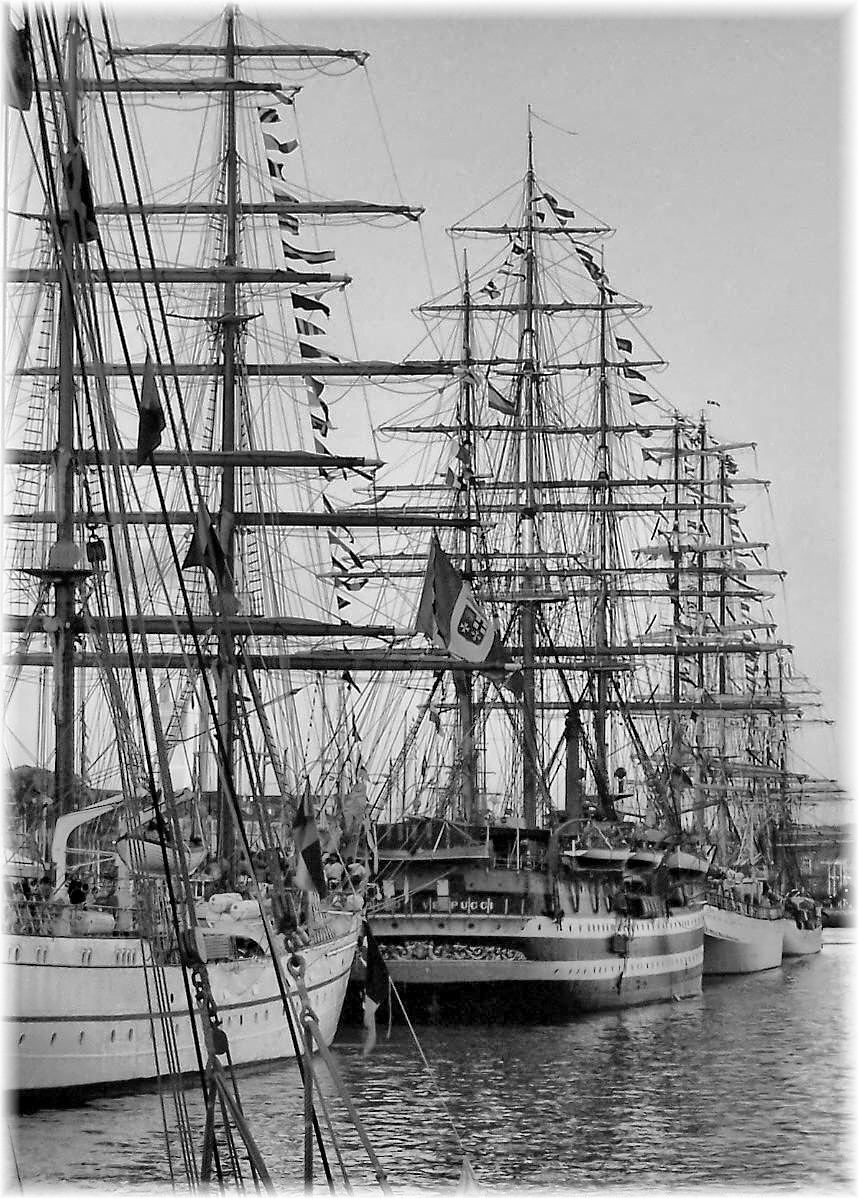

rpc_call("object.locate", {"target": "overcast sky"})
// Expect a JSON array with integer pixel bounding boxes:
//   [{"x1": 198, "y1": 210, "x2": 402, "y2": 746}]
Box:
[{"x1": 106, "y1": 2, "x2": 848, "y2": 794}]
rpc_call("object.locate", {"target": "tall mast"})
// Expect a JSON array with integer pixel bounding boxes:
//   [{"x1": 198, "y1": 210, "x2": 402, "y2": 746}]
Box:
[
  {"x1": 216, "y1": 5, "x2": 239, "y2": 871},
  {"x1": 456, "y1": 255, "x2": 478, "y2": 819},
  {"x1": 53, "y1": 12, "x2": 82, "y2": 816},
  {"x1": 592, "y1": 259, "x2": 611, "y2": 809},
  {"x1": 520, "y1": 109, "x2": 539, "y2": 826}
]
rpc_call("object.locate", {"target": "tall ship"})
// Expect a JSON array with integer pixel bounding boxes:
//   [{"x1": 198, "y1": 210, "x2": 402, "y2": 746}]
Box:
[
  {"x1": 346, "y1": 120, "x2": 716, "y2": 1018},
  {"x1": 328, "y1": 115, "x2": 836, "y2": 1017},
  {"x1": 3, "y1": 5, "x2": 423, "y2": 1099}
]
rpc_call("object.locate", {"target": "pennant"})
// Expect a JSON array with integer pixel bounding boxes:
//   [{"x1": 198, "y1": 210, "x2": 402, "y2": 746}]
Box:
[
  {"x1": 258, "y1": 106, "x2": 280, "y2": 123},
  {"x1": 6, "y1": 21, "x2": 32, "y2": 111},
  {"x1": 295, "y1": 318, "x2": 325, "y2": 337},
  {"x1": 135, "y1": 352, "x2": 166, "y2": 467},
  {"x1": 622, "y1": 366, "x2": 646, "y2": 382},
  {"x1": 628, "y1": 393, "x2": 651, "y2": 406},
  {"x1": 263, "y1": 132, "x2": 299, "y2": 155},
  {"x1": 62, "y1": 140, "x2": 98, "y2": 243},
  {"x1": 278, "y1": 212, "x2": 300, "y2": 235},
  {"x1": 415, "y1": 536, "x2": 501, "y2": 665},
  {"x1": 328, "y1": 532, "x2": 364, "y2": 568},
  {"x1": 282, "y1": 241, "x2": 336, "y2": 265},
  {"x1": 341, "y1": 669, "x2": 361, "y2": 692},
  {"x1": 182, "y1": 504, "x2": 226, "y2": 578},
  {"x1": 487, "y1": 382, "x2": 516, "y2": 416},
  {"x1": 616, "y1": 337, "x2": 633, "y2": 353},
  {"x1": 267, "y1": 160, "x2": 285, "y2": 181},
  {"x1": 542, "y1": 192, "x2": 576, "y2": 220},
  {"x1": 479, "y1": 280, "x2": 500, "y2": 299},
  {"x1": 292, "y1": 786, "x2": 327, "y2": 898},
  {"x1": 292, "y1": 292, "x2": 331, "y2": 319}
]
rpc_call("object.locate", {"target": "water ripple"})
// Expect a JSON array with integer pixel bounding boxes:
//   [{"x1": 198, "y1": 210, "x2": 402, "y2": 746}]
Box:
[{"x1": 9, "y1": 947, "x2": 854, "y2": 1190}]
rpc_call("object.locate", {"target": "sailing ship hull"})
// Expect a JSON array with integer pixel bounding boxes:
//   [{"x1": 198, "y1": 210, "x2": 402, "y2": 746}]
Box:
[
  {"x1": 369, "y1": 907, "x2": 703, "y2": 1019},
  {"x1": 6, "y1": 914, "x2": 359, "y2": 1097},
  {"x1": 781, "y1": 920, "x2": 822, "y2": 956},
  {"x1": 702, "y1": 904, "x2": 784, "y2": 975}
]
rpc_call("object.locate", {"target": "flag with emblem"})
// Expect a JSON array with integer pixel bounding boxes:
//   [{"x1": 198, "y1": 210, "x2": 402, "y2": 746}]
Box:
[{"x1": 415, "y1": 536, "x2": 501, "y2": 664}]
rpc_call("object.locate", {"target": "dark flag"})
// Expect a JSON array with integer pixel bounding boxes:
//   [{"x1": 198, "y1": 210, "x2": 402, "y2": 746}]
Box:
[
  {"x1": 616, "y1": 336, "x2": 633, "y2": 353},
  {"x1": 542, "y1": 192, "x2": 576, "y2": 220},
  {"x1": 292, "y1": 786, "x2": 327, "y2": 898},
  {"x1": 182, "y1": 504, "x2": 226, "y2": 578},
  {"x1": 62, "y1": 140, "x2": 98, "y2": 243},
  {"x1": 628, "y1": 392, "x2": 651, "y2": 406},
  {"x1": 362, "y1": 921, "x2": 390, "y2": 1056},
  {"x1": 5, "y1": 21, "x2": 32, "y2": 111},
  {"x1": 292, "y1": 292, "x2": 331, "y2": 319},
  {"x1": 622, "y1": 366, "x2": 646, "y2": 382},
  {"x1": 135, "y1": 352, "x2": 166, "y2": 467}
]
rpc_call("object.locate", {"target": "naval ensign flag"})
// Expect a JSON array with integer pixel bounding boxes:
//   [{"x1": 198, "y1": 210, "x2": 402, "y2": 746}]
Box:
[{"x1": 415, "y1": 535, "x2": 501, "y2": 664}]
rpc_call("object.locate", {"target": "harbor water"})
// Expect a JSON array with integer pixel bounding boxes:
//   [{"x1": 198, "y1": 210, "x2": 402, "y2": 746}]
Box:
[{"x1": 8, "y1": 941, "x2": 854, "y2": 1192}]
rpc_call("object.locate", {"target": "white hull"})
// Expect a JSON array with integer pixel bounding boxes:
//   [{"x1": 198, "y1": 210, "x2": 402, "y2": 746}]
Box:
[
  {"x1": 6, "y1": 914, "x2": 359, "y2": 1094},
  {"x1": 703, "y1": 904, "x2": 784, "y2": 975},
  {"x1": 782, "y1": 921, "x2": 823, "y2": 957}
]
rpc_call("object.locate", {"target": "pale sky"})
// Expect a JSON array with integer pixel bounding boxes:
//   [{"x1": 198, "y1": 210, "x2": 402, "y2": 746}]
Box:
[{"x1": 49, "y1": 4, "x2": 854, "y2": 793}]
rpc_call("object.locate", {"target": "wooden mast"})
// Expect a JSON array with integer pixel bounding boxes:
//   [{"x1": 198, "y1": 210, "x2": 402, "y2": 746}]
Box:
[
  {"x1": 520, "y1": 109, "x2": 540, "y2": 827},
  {"x1": 455, "y1": 255, "x2": 478, "y2": 820},
  {"x1": 592, "y1": 251, "x2": 613, "y2": 815},
  {"x1": 53, "y1": 12, "x2": 83, "y2": 817},
  {"x1": 215, "y1": 4, "x2": 239, "y2": 875}
]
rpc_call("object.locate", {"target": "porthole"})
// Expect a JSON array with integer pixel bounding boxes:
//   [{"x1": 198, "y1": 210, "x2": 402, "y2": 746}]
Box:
[
  {"x1": 79, "y1": 1031, "x2": 85, "y2": 1043},
  {"x1": 128, "y1": 1028, "x2": 134, "y2": 1040},
  {"x1": 239, "y1": 1014, "x2": 243, "y2": 1026},
  {"x1": 17, "y1": 1034, "x2": 24, "y2": 1045},
  {"x1": 110, "y1": 1029, "x2": 116, "y2": 1042},
  {"x1": 50, "y1": 1033, "x2": 57, "y2": 1044}
]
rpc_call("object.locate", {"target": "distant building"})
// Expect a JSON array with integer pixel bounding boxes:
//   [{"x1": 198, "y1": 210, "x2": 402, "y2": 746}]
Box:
[{"x1": 778, "y1": 821, "x2": 854, "y2": 899}]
